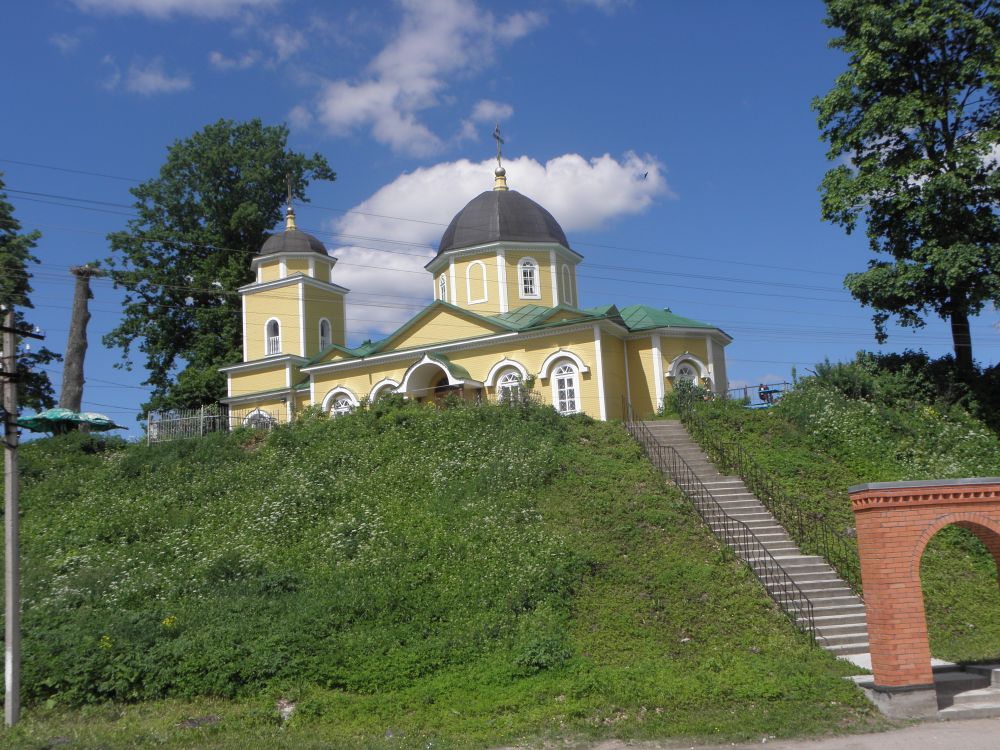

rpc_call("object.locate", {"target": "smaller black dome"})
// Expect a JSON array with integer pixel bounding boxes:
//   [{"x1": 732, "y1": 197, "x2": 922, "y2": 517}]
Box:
[
  {"x1": 438, "y1": 190, "x2": 570, "y2": 255},
  {"x1": 259, "y1": 229, "x2": 328, "y2": 257}
]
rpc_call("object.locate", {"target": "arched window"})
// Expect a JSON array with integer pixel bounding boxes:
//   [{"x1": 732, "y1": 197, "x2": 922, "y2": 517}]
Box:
[
  {"x1": 330, "y1": 397, "x2": 354, "y2": 417},
  {"x1": 265, "y1": 319, "x2": 281, "y2": 355},
  {"x1": 496, "y1": 369, "x2": 525, "y2": 404},
  {"x1": 369, "y1": 379, "x2": 399, "y2": 403},
  {"x1": 518, "y1": 258, "x2": 540, "y2": 299},
  {"x1": 243, "y1": 408, "x2": 276, "y2": 430},
  {"x1": 319, "y1": 318, "x2": 332, "y2": 350},
  {"x1": 466, "y1": 260, "x2": 488, "y2": 304},
  {"x1": 675, "y1": 361, "x2": 698, "y2": 381},
  {"x1": 561, "y1": 264, "x2": 572, "y2": 305},
  {"x1": 439, "y1": 275, "x2": 448, "y2": 302},
  {"x1": 552, "y1": 362, "x2": 579, "y2": 415}
]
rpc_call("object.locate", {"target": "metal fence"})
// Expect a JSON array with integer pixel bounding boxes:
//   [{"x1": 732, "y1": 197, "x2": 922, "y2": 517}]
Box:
[
  {"x1": 725, "y1": 381, "x2": 792, "y2": 408},
  {"x1": 146, "y1": 405, "x2": 280, "y2": 444},
  {"x1": 622, "y1": 396, "x2": 816, "y2": 641},
  {"x1": 677, "y1": 397, "x2": 863, "y2": 595}
]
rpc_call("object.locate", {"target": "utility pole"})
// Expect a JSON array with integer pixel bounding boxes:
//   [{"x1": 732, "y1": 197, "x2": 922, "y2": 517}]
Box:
[
  {"x1": 2, "y1": 309, "x2": 20, "y2": 727},
  {"x1": 1, "y1": 311, "x2": 43, "y2": 728},
  {"x1": 58, "y1": 265, "x2": 100, "y2": 413}
]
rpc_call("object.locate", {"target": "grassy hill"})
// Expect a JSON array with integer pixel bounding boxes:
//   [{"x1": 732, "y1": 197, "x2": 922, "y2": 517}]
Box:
[
  {"x1": 683, "y1": 357, "x2": 1000, "y2": 663},
  {"x1": 1, "y1": 400, "x2": 877, "y2": 749}
]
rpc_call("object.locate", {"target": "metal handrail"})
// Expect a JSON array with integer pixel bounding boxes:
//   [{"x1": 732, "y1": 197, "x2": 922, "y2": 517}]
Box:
[
  {"x1": 622, "y1": 397, "x2": 816, "y2": 641},
  {"x1": 676, "y1": 397, "x2": 862, "y2": 595}
]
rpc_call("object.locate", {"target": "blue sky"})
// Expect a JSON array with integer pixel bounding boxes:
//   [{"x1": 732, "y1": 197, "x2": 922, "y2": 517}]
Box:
[{"x1": 3, "y1": 0, "x2": 998, "y2": 438}]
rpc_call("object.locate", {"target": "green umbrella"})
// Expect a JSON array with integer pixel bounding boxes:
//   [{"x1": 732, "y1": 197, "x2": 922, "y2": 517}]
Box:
[{"x1": 16, "y1": 408, "x2": 125, "y2": 434}]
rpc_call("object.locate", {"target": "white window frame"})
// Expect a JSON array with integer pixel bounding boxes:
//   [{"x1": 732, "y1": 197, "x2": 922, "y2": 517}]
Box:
[
  {"x1": 466, "y1": 260, "x2": 488, "y2": 305},
  {"x1": 552, "y1": 362, "x2": 580, "y2": 415},
  {"x1": 439, "y1": 275, "x2": 448, "y2": 302},
  {"x1": 318, "y1": 318, "x2": 332, "y2": 351},
  {"x1": 518, "y1": 257, "x2": 541, "y2": 300},
  {"x1": 330, "y1": 397, "x2": 355, "y2": 417},
  {"x1": 265, "y1": 318, "x2": 281, "y2": 356},
  {"x1": 322, "y1": 387, "x2": 359, "y2": 416},
  {"x1": 561, "y1": 264, "x2": 572, "y2": 305},
  {"x1": 675, "y1": 361, "x2": 698, "y2": 381},
  {"x1": 496, "y1": 369, "x2": 525, "y2": 404},
  {"x1": 242, "y1": 408, "x2": 276, "y2": 429}
]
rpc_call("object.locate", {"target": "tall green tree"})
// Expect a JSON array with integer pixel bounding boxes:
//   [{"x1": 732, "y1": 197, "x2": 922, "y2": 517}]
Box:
[
  {"x1": 104, "y1": 119, "x2": 335, "y2": 413},
  {"x1": 815, "y1": 0, "x2": 1000, "y2": 374},
  {"x1": 0, "y1": 172, "x2": 61, "y2": 410}
]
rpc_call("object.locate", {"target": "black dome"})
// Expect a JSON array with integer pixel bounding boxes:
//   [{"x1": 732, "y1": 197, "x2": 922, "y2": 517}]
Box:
[
  {"x1": 259, "y1": 229, "x2": 328, "y2": 257},
  {"x1": 437, "y1": 190, "x2": 570, "y2": 255}
]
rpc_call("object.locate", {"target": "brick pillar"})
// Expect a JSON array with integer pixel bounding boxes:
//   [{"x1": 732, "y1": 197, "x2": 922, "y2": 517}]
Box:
[{"x1": 850, "y1": 478, "x2": 1000, "y2": 694}]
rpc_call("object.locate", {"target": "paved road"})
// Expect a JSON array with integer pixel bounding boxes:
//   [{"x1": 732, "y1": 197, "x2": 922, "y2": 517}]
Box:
[{"x1": 496, "y1": 717, "x2": 1000, "y2": 750}]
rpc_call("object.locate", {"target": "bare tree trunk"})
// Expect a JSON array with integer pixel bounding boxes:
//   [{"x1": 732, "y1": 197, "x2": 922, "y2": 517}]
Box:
[
  {"x1": 58, "y1": 266, "x2": 100, "y2": 411},
  {"x1": 950, "y1": 308, "x2": 974, "y2": 378}
]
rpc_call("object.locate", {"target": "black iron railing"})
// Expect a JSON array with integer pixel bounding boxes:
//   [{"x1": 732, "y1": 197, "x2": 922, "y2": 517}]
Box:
[
  {"x1": 622, "y1": 397, "x2": 816, "y2": 641},
  {"x1": 676, "y1": 398, "x2": 862, "y2": 595}
]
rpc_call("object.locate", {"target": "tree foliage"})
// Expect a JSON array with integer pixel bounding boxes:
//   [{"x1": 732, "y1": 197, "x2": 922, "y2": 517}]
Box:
[
  {"x1": 0, "y1": 172, "x2": 61, "y2": 410},
  {"x1": 815, "y1": 0, "x2": 1000, "y2": 373},
  {"x1": 103, "y1": 119, "x2": 335, "y2": 413}
]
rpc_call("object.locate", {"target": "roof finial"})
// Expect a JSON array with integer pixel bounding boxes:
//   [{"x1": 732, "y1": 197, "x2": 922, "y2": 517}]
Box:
[
  {"x1": 492, "y1": 123, "x2": 508, "y2": 191},
  {"x1": 284, "y1": 174, "x2": 297, "y2": 231}
]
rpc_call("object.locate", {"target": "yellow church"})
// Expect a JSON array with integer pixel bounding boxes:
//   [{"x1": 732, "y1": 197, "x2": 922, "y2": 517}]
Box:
[{"x1": 220, "y1": 160, "x2": 731, "y2": 424}]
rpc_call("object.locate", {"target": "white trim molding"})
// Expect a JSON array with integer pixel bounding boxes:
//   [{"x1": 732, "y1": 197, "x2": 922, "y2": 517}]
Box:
[
  {"x1": 517, "y1": 257, "x2": 542, "y2": 300},
  {"x1": 497, "y1": 248, "x2": 508, "y2": 313},
  {"x1": 369, "y1": 377, "x2": 401, "y2": 401},
  {"x1": 466, "y1": 259, "x2": 488, "y2": 305},
  {"x1": 561, "y1": 264, "x2": 572, "y2": 305},
  {"x1": 539, "y1": 349, "x2": 590, "y2": 380},
  {"x1": 593, "y1": 325, "x2": 606, "y2": 420},
  {"x1": 549, "y1": 250, "x2": 559, "y2": 305},
  {"x1": 298, "y1": 283, "x2": 306, "y2": 357},
  {"x1": 705, "y1": 335, "x2": 716, "y2": 390},
  {"x1": 321, "y1": 386, "x2": 360, "y2": 412},
  {"x1": 399, "y1": 353, "x2": 484, "y2": 393},
  {"x1": 449, "y1": 258, "x2": 457, "y2": 305},
  {"x1": 484, "y1": 358, "x2": 530, "y2": 387},
  {"x1": 666, "y1": 352, "x2": 709, "y2": 381},
  {"x1": 652, "y1": 334, "x2": 664, "y2": 408}
]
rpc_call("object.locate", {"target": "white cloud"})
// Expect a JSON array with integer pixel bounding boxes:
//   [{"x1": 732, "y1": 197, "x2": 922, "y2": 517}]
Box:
[
  {"x1": 125, "y1": 59, "x2": 191, "y2": 94},
  {"x1": 458, "y1": 99, "x2": 513, "y2": 141},
  {"x1": 288, "y1": 104, "x2": 313, "y2": 129},
  {"x1": 270, "y1": 24, "x2": 306, "y2": 61},
  {"x1": 330, "y1": 152, "x2": 669, "y2": 335},
  {"x1": 566, "y1": 0, "x2": 632, "y2": 11},
  {"x1": 50, "y1": 32, "x2": 83, "y2": 53},
  {"x1": 73, "y1": 0, "x2": 277, "y2": 18},
  {"x1": 310, "y1": 0, "x2": 547, "y2": 155},
  {"x1": 209, "y1": 49, "x2": 259, "y2": 70}
]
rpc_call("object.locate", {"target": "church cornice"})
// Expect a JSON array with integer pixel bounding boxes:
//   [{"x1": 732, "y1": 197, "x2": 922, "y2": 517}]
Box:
[
  {"x1": 219, "y1": 354, "x2": 308, "y2": 374},
  {"x1": 238, "y1": 274, "x2": 350, "y2": 296},
  {"x1": 425, "y1": 241, "x2": 583, "y2": 274}
]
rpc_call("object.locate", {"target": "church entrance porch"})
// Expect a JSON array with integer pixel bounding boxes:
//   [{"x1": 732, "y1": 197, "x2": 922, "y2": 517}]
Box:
[{"x1": 398, "y1": 353, "x2": 484, "y2": 405}]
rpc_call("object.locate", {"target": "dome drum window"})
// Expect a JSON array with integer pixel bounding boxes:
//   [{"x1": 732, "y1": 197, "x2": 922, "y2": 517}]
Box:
[
  {"x1": 439, "y1": 275, "x2": 448, "y2": 302},
  {"x1": 519, "y1": 258, "x2": 540, "y2": 299}
]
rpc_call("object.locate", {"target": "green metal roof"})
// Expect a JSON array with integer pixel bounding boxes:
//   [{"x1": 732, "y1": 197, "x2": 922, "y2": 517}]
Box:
[
  {"x1": 428, "y1": 352, "x2": 473, "y2": 381},
  {"x1": 618, "y1": 304, "x2": 716, "y2": 331}
]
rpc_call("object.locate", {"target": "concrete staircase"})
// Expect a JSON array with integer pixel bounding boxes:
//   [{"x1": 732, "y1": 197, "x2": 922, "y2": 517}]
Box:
[
  {"x1": 641, "y1": 420, "x2": 869, "y2": 657},
  {"x1": 936, "y1": 665, "x2": 1000, "y2": 718}
]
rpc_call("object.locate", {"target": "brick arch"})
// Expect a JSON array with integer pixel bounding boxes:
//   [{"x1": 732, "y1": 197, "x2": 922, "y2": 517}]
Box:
[
  {"x1": 849, "y1": 479, "x2": 1000, "y2": 693},
  {"x1": 911, "y1": 514, "x2": 1000, "y2": 580}
]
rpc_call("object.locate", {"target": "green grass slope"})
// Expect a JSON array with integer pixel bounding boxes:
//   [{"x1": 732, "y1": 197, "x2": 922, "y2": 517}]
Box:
[
  {"x1": 688, "y1": 375, "x2": 1000, "y2": 663},
  {"x1": 2, "y1": 402, "x2": 877, "y2": 749}
]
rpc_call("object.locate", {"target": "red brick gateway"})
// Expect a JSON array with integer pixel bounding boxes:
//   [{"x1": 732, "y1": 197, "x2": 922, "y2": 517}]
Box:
[{"x1": 849, "y1": 478, "x2": 1000, "y2": 717}]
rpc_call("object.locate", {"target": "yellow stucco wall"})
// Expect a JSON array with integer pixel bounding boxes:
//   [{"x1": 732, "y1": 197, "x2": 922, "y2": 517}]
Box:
[
  {"x1": 258, "y1": 259, "x2": 281, "y2": 283},
  {"x1": 228, "y1": 363, "x2": 291, "y2": 398},
  {"x1": 387, "y1": 308, "x2": 504, "y2": 351},
  {"x1": 626, "y1": 337, "x2": 656, "y2": 418},
  {"x1": 504, "y1": 250, "x2": 554, "y2": 308},
  {"x1": 451, "y1": 255, "x2": 501, "y2": 313},
  {"x1": 600, "y1": 331, "x2": 626, "y2": 420},
  {"x1": 304, "y1": 290, "x2": 346, "y2": 354},
  {"x1": 285, "y1": 259, "x2": 310, "y2": 275},
  {"x1": 244, "y1": 283, "x2": 303, "y2": 360}
]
